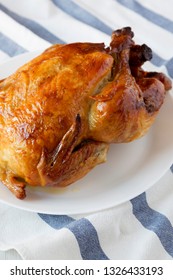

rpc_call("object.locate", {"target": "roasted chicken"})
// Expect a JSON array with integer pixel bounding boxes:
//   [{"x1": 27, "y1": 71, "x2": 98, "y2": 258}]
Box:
[{"x1": 0, "y1": 27, "x2": 171, "y2": 199}]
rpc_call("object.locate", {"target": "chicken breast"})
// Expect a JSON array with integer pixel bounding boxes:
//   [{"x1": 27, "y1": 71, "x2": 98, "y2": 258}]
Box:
[{"x1": 0, "y1": 27, "x2": 171, "y2": 199}]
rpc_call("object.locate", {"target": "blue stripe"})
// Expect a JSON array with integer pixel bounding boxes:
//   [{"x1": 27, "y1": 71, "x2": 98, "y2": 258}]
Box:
[
  {"x1": 151, "y1": 52, "x2": 173, "y2": 78},
  {"x1": 116, "y1": 0, "x2": 173, "y2": 33},
  {"x1": 131, "y1": 192, "x2": 173, "y2": 258},
  {"x1": 0, "y1": 3, "x2": 64, "y2": 44},
  {"x1": 150, "y1": 52, "x2": 173, "y2": 79},
  {"x1": 51, "y1": 0, "x2": 112, "y2": 35},
  {"x1": 166, "y1": 58, "x2": 173, "y2": 79},
  {"x1": 66, "y1": 218, "x2": 109, "y2": 260},
  {"x1": 38, "y1": 214, "x2": 109, "y2": 260},
  {"x1": 151, "y1": 52, "x2": 165, "y2": 68},
  {"x1": 38, "y1": 214, "x2": 75, "y2": 229},
  {"x1": 170, "y1": 164, "x2": 173, "y2": 173},
  {"x1": 0, "y1": 32, "x2": 26, "y2": 56}
]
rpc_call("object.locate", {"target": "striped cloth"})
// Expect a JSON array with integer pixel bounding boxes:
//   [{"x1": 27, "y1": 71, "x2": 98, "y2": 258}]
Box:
[{"x1": 0, "y1": 0, "x2": 173, "y2": 260}]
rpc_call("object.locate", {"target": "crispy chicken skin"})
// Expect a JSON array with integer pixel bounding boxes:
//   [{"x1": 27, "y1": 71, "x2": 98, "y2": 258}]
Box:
[{"x1": 0, "y1": 27, "x2": 171, "y2": 199}]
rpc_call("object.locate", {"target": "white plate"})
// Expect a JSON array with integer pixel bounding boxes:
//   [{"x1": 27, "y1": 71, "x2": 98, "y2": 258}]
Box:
[{"x1": 0, "y1": 52, "x2": 173, "y2": 214}]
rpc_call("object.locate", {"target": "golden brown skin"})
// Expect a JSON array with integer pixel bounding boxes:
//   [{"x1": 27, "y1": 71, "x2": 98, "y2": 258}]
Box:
[{"x1": 0, "y1": 27, "x2": 172, "y2": 199}]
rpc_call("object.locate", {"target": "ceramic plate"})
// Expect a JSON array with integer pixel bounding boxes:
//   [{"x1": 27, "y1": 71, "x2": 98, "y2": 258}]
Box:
[{"x1": 0, "y1": 52, "x2": 173, "y2": 214}]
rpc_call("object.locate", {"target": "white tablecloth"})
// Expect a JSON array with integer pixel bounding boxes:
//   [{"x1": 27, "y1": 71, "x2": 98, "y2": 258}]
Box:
[{"x1": 0, "y1": 0, "x2": 173, "y2": 260}]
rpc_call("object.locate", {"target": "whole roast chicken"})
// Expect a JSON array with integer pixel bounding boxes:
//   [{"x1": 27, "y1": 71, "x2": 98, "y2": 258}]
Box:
[{"x1": 0, "y1": 27, "x2": 171, "y2": 199}]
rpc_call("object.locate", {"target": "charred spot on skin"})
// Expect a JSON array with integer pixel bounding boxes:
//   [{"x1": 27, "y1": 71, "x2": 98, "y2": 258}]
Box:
[
  {"x1": 129, "y1": 44, "x2": 152, "y2": 67},
  {"x1": 13, "y1": 176, "x2": 26, "y2": 183},
  {"x1": 76, "y1": 113, "x2": 81, "y2": 126},
  {"x1": 112, "y1": 27, "x2": 134, "y2": 38},
  {"x1": 143, "y1": 98, "x2": 155, "y2": 113},
  {"x1": 72, "y1": 139, "x2": 92, "y2": 153},
  {"x1": 141, "y1": 44, "x2": 152, "y2": 61},
  {"x1": 50, "y1": 161, "x2": 55, "y2": 167}
]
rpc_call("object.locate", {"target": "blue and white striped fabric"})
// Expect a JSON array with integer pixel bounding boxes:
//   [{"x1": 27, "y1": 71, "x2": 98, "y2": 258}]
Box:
[{"x1": 0, "y1": 0, "x2": 173, "y2": 260}]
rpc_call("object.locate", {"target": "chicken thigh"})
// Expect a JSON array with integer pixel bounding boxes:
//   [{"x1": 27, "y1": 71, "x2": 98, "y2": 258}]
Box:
[{"x1": 0, "y1": 27, "x2": 171, "y2": 199}]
